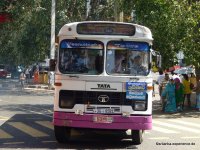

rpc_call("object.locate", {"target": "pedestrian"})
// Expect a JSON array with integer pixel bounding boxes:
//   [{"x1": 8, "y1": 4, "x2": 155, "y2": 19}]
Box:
[
  {"x1": 160, "y1": 73, "x2": 170, "y2": 111},
  {"x1": 189, "y1": 73, "x2": 197, "y2": 89},
  {"x1": 174, "y1": 78, "x2": 184, "y2": 111},
  {"x1": 182, "y1": 74, "x2": 192, "y2": 109},
  {"x1": 19, "y1": 71, "x2": 26, "y2": 89},
  {"x1": 171, "y1": 71, "x2": 181, "y2": 82},
  {"x1": 156, "y1": 70, "x2": 165, "y2": 99},
  {"x1": 33, "y1": 68, "x2": 39, "y2": 84},
  {"x1": 194, "y1": 75, "x2": 200, "y2": 111},
  {"x1": 25, "y1": 67, "x2": 30, "y2": 83},
  {"x1": 161, "y1": 78, "x2": 177, "y2": 113}
]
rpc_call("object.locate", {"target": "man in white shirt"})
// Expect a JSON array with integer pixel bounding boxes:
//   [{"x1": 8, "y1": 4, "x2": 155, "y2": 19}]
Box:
[{"x1": 156, "y1": 70, "x2": 165, "y2": 97}]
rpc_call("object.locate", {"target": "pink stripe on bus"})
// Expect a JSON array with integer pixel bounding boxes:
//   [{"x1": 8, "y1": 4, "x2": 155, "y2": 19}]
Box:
[{"x1": 53, "y1": 112, "x2": 152, "y2": 130}]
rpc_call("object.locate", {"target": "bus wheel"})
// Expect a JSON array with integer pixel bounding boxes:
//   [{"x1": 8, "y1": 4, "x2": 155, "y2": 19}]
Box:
[
  {"x1": 54, "y1": 126, "x2": 71, "y2": 143},
  {"x1": 131, "y1": 130, "x2": 143, "y2": 145}
]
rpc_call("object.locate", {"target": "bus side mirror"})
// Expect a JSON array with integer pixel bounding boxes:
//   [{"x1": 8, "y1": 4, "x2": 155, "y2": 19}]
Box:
[
  {"x1": 150, "y1": 49, "x2": 162, "y2": 69},
  {"x1": 49, "y1": 59, "x2": 56, "y2": 71}
]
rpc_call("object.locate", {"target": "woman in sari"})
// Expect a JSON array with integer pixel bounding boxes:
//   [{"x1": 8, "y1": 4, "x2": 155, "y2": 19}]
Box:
[
  {"x1": 174, "y1": 78, "x2": 184, "y2": 111},
  {"x1": 162, "y1": 78, "x2": 177, "y2": 113}
]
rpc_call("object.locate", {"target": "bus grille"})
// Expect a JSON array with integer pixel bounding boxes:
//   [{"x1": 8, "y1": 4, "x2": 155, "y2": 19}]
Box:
[{"x1": 59, "y1": 90, "x2": 134, "y2": 106}]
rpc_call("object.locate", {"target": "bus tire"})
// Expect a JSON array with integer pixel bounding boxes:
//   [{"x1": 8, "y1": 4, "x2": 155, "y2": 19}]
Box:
[
  {"x1": 54, "y1": 126, "x2": 71, "y2": 143},
  {"x1": 131, "y1": 130, "x2": 143, "y2": 145}
]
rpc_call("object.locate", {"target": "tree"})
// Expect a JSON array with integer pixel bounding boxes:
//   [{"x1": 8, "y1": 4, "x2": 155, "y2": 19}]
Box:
[{"x1": 0, "y1": 0, "x2": 199, "y2": 70}]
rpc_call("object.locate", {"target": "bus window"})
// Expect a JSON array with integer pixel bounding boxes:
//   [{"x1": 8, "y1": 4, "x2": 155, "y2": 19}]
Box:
[
  {"x1": 59, "y1": 39, "x2": 104, "y2": 75},
  {"x1": 106, "y1": 41, "x2": 150, "y2": 76}
]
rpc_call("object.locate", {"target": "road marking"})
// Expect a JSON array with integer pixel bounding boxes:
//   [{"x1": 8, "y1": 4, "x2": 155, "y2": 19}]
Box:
[
  {"x1": 42, "y1": 141, "x2": 57, "y2": 143},
  {"x1": 153, "y1": 120, "x2": 200, "y2": 133},
  {"x1": 0, "y1": 116, "x2": 9, "y2": 121},
  {"x1": 8, "y1": 122, "x2": 49, "y2": 137},
  {"x1": 0, "y1": 99, "x2": 52, "y2": 118},
  {"x1": 35, "y1": 121, "x2": 53, "y2": 130},
  {"x1": 181, "y1": 136, "x2": 200, "y2": 139},
  {"x1": 16, "y1": 107, "x2": 52, "y2": 118},
  {"x1": 168, "y1": 119, "x2": 200, "y2": 128},
  {"x1": 0, "y1": 129, "x2": 13, "y2": 139},
  {"x1": 0, "y1": 116, "x2": 9, "y2": 119},
  {"x1": 148, "y1": 137, "x2": 170, "y2": 140},
  {"x1": 152, "y1": 126, "x2": 179, "y2": 133},
  {"x1": 3, "y1": 142, "x2": 24, "y2": 145}
]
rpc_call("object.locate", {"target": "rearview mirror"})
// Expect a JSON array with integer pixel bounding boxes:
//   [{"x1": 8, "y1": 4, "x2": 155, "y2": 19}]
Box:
[{"x1": 150, "y1": 49, "x2": 162, "y2": 69}]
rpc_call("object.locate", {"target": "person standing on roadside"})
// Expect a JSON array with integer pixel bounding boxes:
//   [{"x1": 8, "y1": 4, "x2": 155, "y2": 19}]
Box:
[
  {"x1": 174, "y1": 78, "x2": 184, "y2": 111},
  {"x1": 160, "y1": 73, "x2": 170, "y2": 111},
  {"x1": 33, "y1": 68, "x2": 39, "y2": 84},
  {"x1": 25, "y1": 67, "x2": 30, "y2": 83},
  {"x1": 194, "y1": 75, "x2": 200, "y2": 111},
  {"x1": 162, "y1": 78, "x2": 177, "y2": 113},
  {"x1": 171, "y1": 71, "x2": 181, "y2": 82},
  {"x1": 190, "y1": 73, "x2": 197, "y2": 89},
  {"x1": 182, "y1": 74, "x2": 192, "y2": 109},
  {"x1": 19, "y1": 71, "x2": 26, "y2": 89},
  {"x1": 156, "y1": 70, "x2": 165, "y2": 98}
]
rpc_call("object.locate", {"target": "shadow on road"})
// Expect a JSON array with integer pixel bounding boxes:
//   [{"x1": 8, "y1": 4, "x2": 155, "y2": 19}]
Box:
[
  {"x1": 0, "y1": 114, "x2": 139, "y2": 149},
  {"x1": 152, "y1": 98, "x2": 200, "y2": 119}
]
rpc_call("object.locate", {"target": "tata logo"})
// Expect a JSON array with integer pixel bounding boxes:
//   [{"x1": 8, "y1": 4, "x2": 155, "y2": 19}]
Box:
[
  {"x1": 97, "y1": 84, "x2": 110, "y2": 89},
  {"x1": 98, "y1": 95, "x2": 109, "y2": 103}
]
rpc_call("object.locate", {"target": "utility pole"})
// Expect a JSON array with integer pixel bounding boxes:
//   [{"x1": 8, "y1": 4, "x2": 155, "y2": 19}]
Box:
[
  {"x1": 86, "y1": 0, "x2": 91, "y2": 20},
  {"x1": 114, "y1": 0, "x2": 123, "y2": 22},
  {"x1": 114, "y1": 0, "x2": 118, "y2": 21},
  {"x1": 50, "y1": 0, "x2": 56, "y2": 59}
]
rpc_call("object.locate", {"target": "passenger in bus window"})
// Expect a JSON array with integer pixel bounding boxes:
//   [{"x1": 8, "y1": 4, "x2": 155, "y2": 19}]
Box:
[
  {"x1": 63, "y1": 52, "x2": 74, "y2": 71},
  {"x1": 77, "y1": 52, "x2": 87, "y2": 66},
  {"x1": 95, "y1": 54, "x2": 103, "y2": 73},
  {"x1": 114, "y1": 54, "x2": 125, "y2": 73},
  {"x1": 76, "y1": 50, "x2": 89, "y2": 73},
  {"x1": 130, "y1": 55, "x2": 147, "y2": 75}
]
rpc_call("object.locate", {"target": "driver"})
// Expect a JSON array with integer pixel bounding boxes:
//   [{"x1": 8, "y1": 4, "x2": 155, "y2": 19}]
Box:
[{"x1": 130, "y1": 55, "x2": 147, "y2": 75}]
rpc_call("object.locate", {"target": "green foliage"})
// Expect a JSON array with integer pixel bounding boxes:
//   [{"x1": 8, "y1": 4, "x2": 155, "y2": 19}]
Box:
[{"x1": 0, "y1": 0, "x2": 199, "y2": 70}]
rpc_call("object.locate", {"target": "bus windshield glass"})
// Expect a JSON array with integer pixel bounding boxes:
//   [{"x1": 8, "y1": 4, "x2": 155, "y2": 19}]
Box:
[
  {"x1": 106, "y1": 41, "x2": 150, "y2": 76},
  {"x1": 59, "y1": 39, "x2": 104, "y2": 75}
]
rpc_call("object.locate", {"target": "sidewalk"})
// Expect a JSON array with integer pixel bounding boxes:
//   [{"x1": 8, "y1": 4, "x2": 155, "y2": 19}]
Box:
[
  {"x1": 25, "y1": 83, "x2": 54, "y2": 90},
  {"x1": 152, "y1": 84, "x2": 200, "y2": 117},
  {"x1": 24, "y1": 78, "x2": 54, "y2": 90}
]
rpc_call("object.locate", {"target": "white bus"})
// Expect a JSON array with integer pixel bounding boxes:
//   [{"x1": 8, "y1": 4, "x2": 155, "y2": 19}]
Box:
[{"x1": 50, "y1": 21, "x2": 158, "y2": 145}]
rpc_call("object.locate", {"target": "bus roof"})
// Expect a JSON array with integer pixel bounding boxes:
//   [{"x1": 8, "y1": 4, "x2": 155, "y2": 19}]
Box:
[{"x1": 58, "y1": 21, "x2": 153, "y2": 41}]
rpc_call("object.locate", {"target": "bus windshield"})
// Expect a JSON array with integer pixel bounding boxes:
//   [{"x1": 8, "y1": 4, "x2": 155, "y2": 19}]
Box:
[
  {"x1": 59, "y1": 39, "x2": 104, "y2": 75},
  {"x1": 106, "y1": 41, "x2": 150, "y2": 76}
]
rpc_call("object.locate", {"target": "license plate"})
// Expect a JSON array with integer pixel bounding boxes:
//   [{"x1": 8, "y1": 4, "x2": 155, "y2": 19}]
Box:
[
  {"x1": 93, "y1": 108, "x2": 114, "y2": 114},
  {"x1": 93, "y1": 115, "x2": 113, "y2": 123}
]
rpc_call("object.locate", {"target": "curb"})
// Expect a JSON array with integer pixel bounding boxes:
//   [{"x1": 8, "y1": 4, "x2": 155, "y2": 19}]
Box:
[
  {"x1": 25, "y1": 84, "x2": 55, "y2": 90},
  {"x1": 0, "y1": 82, "x2": 55, "y2": 91}
]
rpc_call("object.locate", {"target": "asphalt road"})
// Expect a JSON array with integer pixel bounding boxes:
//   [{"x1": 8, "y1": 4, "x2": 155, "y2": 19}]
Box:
[{"x1": 0, "y1": 79, "x2": 200, "y2": 149}]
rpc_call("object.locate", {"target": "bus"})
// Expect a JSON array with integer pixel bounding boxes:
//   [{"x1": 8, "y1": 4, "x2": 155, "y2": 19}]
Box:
[{"x1": 50, "y1": 21, "x2": 159, "y2": 145}]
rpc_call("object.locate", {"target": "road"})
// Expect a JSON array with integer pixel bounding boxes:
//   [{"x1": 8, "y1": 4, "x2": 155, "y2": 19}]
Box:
[{"x1": 0, "y1": 79, "x2": 200, "y2": 149}]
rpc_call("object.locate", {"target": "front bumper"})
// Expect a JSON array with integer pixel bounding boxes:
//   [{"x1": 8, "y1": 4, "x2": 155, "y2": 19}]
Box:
[{"x1": 53, "y1": 112, "x2": 152, "y2": 130}]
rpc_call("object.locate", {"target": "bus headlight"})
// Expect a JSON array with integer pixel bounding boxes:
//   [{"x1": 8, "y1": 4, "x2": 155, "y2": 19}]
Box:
[
  {"x1": 134, "y1": 101, "x2": 146, "y2": 111},
  {"x1": 60, "y1": 98, "x2": 75, "y2": 108},
  {"x1": 59, "y1": 90, "x2": 76, "y2": 109}
]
